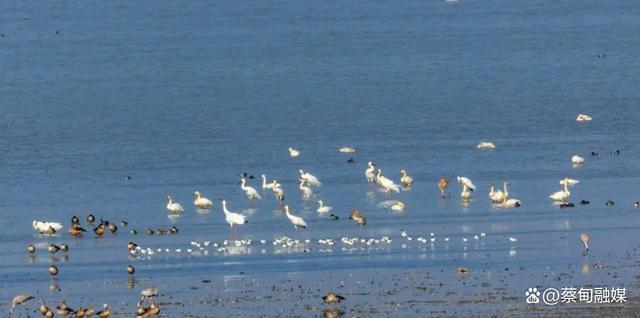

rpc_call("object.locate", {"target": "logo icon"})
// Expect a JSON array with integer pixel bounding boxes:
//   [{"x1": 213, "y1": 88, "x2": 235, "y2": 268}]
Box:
[
  {"x1": 543, "y1": 288, "x2": 560, "y2": 305},
  {"x1": 525, "y1": 288, "x2": 540, "y2": 304}
]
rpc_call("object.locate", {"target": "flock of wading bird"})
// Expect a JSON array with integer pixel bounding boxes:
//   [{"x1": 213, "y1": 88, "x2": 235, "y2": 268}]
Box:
[{"x1": 14, "y1": 113, "x2": 639, "y2": 317}]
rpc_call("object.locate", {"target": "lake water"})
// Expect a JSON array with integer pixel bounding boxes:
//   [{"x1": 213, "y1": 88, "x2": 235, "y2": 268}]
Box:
[{"x1": 1, "y1": 0, "x2": 639, "y2": 316}]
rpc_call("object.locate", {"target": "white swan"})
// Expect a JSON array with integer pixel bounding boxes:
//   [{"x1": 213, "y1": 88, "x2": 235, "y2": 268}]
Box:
[
  {"x1": 365, "y1": 161, "x2": 376, "y2": 183},
  {"x1": 576, "y1": 114, "x2": 592, "y2": 122},
  {"x1": 284, "y1": 205, "x2": 307, "y2": 229},
  {"x1": 299, "y1": 169, "x2": 321, "y2": 187},
  {"x1": 166, "y1": 196, "x2": 184, "y2": 213},
  {"x1": 559, "y1": 177, "x2": 579, "y2": 186},
  {"x1": 288, "y1": 147, "x2": 300, "y2": 157},
  {"x1": 476, "y1": 142, "x2": 496, "y2": 150},
  {"x1": 240, "y1": 177, "x2": 261, "y2": 200},
  {"x1": 376, "y1": 169, "x2": 401, "y2": 193},
  {"x1": 488, "y1": 184, "x2": 505, "y2": 203},
  {"x1": 571, "y1": 155, "x2": 584, "y2": 165},
  {"x1": 220, "y1": 199, "x2": 247, "y2": 227},
  {"x1": 339, "y1": 147, "x2": 357, "y2": 153},
  {"x1": 549, "y1": 182, "x2": 570, "y2": 202},
  {"x1": 456, "y1": 176, "x2": 476, "y2": 191},
  {"x1": 193, "y1": 191, "x2": 213, "y2": 209},
  {"x1": 391, "y1": 201, "x2": 405, "y2": 212},
  {"x1": 501, "y1": 181, "x2": 521, "y2": 207},
  {"x1": 261, "y1": 174, "x2": 275, "y2": 190},
  {"x1": 400, "y1": 169, "x2": 413, "y2": 188},
  {"x1": 317, "y1": 200, "x2": 333, "y2": 213},
  {"x1": 32, "y1": 221, "x2": 63, "y2": 234},
  {"x1": 299, "y1": 179, "x2": 313, "y2": 199}
]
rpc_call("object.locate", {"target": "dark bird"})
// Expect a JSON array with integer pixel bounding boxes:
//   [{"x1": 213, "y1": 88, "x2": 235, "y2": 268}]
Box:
[
  {"x1": 169, "y1": 226, "x2": 178, "y2": 234},
  {"x1": 87, "y1": 214, "x2": 95, "y2": 224},
  {"x1": 93, "y1": 223, "x2": 105, "y2": 237},
  {"x1": 71, "y1": 215, "x2": 80, "y2": 225},
  {"x1": 127, "y1": 265, "x2": 135, "y2": 275},
  {"x1": 69, "y1": 224, "x2": 87, "y2": 237},
  {"x1": 579, "y1": 200, "x2": 590, "y2": 205},
  {"x1": 27, "y1": 244, "x2": 36, "y2": 254},
  {"x1": 60, "y1": 243, "x2": 69, "y2": 252},
  {"x1": 48, "y1": 244, "x2": 61, "y2": 254},
  {"x1": 606, "y1": 200, "x2": 615, "y2": 206},
  {"x1": 49, "y1": 265, "x2": 59, "y2": 277},
  {"x1": 128, "y1": 242, "x2": 138, "y2": 250}
]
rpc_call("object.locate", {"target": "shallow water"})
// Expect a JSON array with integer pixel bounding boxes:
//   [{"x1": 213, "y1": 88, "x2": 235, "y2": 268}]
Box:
[{"x1": 1, "y1": 0, "x2": 640, "y2": 316}]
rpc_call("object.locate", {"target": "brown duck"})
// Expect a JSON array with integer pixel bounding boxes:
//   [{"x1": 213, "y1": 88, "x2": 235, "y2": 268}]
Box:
[{"x1": 349, "y1": 208, "x2": 366, "y2": 226}]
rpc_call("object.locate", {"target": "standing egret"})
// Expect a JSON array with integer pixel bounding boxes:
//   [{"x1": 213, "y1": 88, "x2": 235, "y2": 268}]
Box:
[
  {"x1": 240, "y1": 177, "x2": 261, "y2": 200},
  {"x1": 375, "y1": 169, "x2": 400, "y2": 193},
  {"x1": 284, "y1": 205, "x2": 307, "y2": 229},
  {"x1": 365, "y1": 161, "x2": 376, "y2": 183},
  {"x1": 299, "y1": 169, "x2": 321, "y2": 187},
  {"x1": 400, "y1": 169, "x2": 413, "y2": 188},
  {"x1": 219, "y1": 199, "x2": 247, "y2": 228},
  {"x1": 299, "y1": 179, "x2": 313, "y2": 199}
]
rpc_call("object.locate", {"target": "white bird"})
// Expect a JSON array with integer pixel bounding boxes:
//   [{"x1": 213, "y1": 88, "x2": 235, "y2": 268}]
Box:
[
  {"x1": 261, "y1": 174, "x2": 279, "y2": 190},
  {"x1": 299, "y1": 169, "x2": 321, "y2": 187},
  {"x1": 400, "y1": 169, "x2": 413, "y2": 188},
  {"x1": 193, "y1": 191, "x2": 213, "y2": 209},
  {"x1": 317, "y1": 200, "x2": 333, "y2": 213},
  {"x1": 339, "y1": 146, "x2": 357, "y2": 153},
  {"x1": 460, "y1": 184, "x2": 472, "y2": 200},
  {"x1": 376, "y1": 169, "x2": 400, "y2": 193},
  {"x1": 501, "y1": 181, "x2": 521, "y2": 207},
  {"x1": 32, "y1": 220, "x2": 63, "y2": 234},
  {"x1": 571, "y1": 155, "x2": 585, "y2": 165},
  {"x1": 284, "y1": 205, "x2": 307, "y2": 229},
  {"x1": 140, "y1": 288, "x2": 158, "y2": 299},
  {"x1": 240, "y1": 177, "x2": 261, "y2": 200},
  {"x1": 559, "y1": 177, "x2": 580, "y2": 186},
  {"x1": 299, "y1": 179, "x2": 313, "y2": 199},
  {"x1": 488, "y1": 184, "x2": 505, "y2": 203},
  {"x1": 272, "y1": 183, "x2": 285, "y2": 201},
  {"x1": 549, "y1": 182, "x2": 571, "y2": 202},
  {"x1": 365, "y1": 161, "x2": 376, "y2": 183},
  {"x1": 476, "y1": 141, "x2": 496, "y2": 149},
  {"x1": 391, "y1": 201, "x2": 405, "y2": 212},
  {"x1": 166, "y1": 195, "x2": 184, "y2": 213},
  {"x1": 288, "y1": 147, "x2": 300, "y2": 157},
  {"x1": 220, "y1": 199, "x2": 247, "y2": 227},
  {"x1": 576, "y1": 114, "x2": 592, "y2": 122},
  {"x1": 456, "y1": 176, "x2": 476, "y2": 191}
]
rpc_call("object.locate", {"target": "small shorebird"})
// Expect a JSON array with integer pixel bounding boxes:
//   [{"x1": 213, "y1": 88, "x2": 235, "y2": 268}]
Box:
[
  {"x1": 317, "y1": 200, "x2": 333, "y2": 213},
  {"x1": 166, "y1": 195, "x2": 184, "y2": 213},
  {"x1": 140, "y1": 288, "x2": 158, "y2": 300},
  {"x1": 10, "y1": 294, "x2": 34, "y2": 314},
  {"x1": 57, "y1": 300, "x2": 74, "y2": 316},
  {"x1": 48, "y1": 244, "x2": 61, "y2": 254},
  {"x1": 288, "y1": 147, "x2": 300, "y2": 157},
  {"x1": 93, "y1": 222, "x2": 106, "y2": 237},
  {"x1": 437, "y1": 177, "x2": 449, "y2": 198},
  {"x1": 127, "y1": 264, "x2": 136, "y2": 275},
  {"x1": 284, "y1": 205, "x2": 307, "y2": 229},
  {"x1": 193, "y1": 191, "x2": 213, "y2": 209},
  {"x1": 349, "y1": 208, "x2": 366, "y2": 226},
  {"x1": 69, "y1": 224, "x2": 87, "y2": 237},
  {"x1": 96, "y1": 304, "x2": 110, "y2": 318},
  {"x1": 580, "y1": 233, "x2": 590, "y2": 253},
  {"x1": 400, "y1": 169, "x2": 413, "y2": 188},
  {"x1": 27, "y1": 244, "x2": 36, "y2": 253},
  {"x1": 240, "y1": 177, "x2": 261, "y2": 200},
  {"x1": 49, "y1": 265, "x2": 59, "y2": 277},
  {"x1": 322, "y1": 292, "x2": 345, "y2": 304}
]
